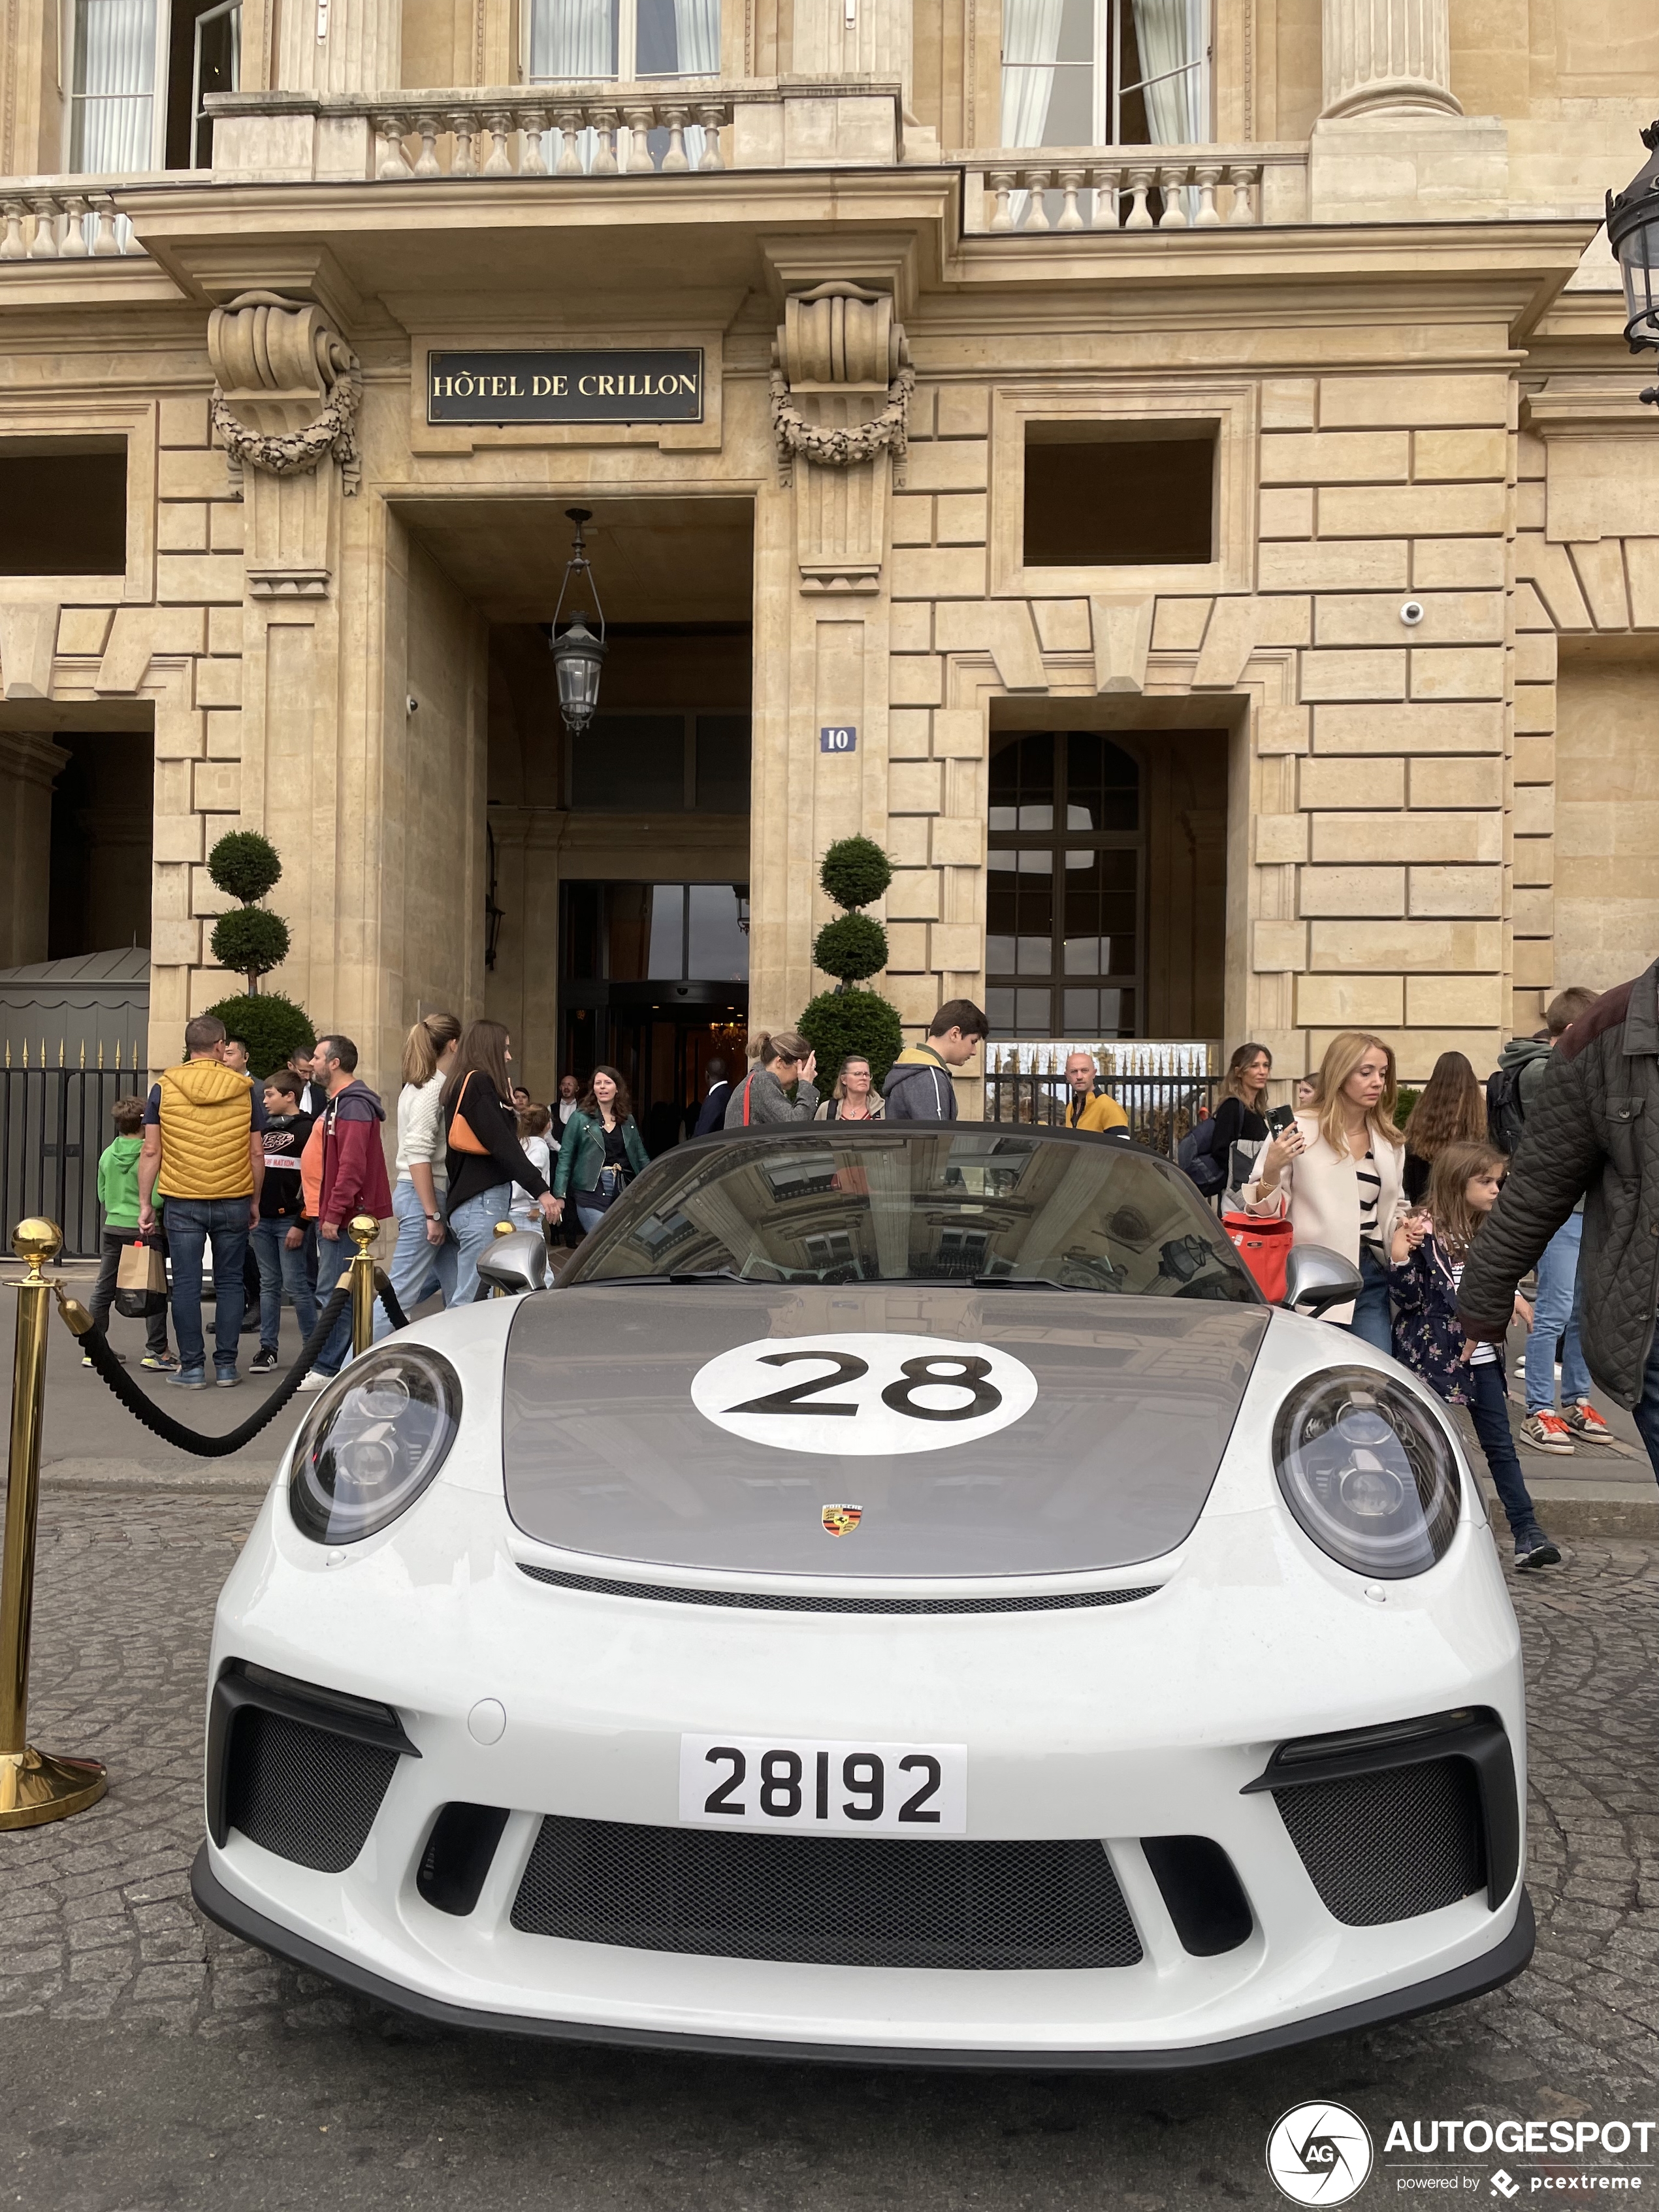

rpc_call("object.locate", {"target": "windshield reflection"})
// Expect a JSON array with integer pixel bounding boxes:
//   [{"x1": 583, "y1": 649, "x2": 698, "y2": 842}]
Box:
[{"x1": 565, "y1": 1130, "x2": 1255, "y2": 1301}]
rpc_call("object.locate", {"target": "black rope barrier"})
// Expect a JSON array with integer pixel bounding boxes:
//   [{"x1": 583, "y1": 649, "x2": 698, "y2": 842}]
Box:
[
  {"x1": 69, "y1": 1283, "x2": 353, "y2": 1458},
  {"x1": 372, "y1": 1267, "x2": 410, "y2": 1333}
]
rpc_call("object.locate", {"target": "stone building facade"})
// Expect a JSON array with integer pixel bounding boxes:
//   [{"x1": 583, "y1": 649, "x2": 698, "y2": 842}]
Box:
[{"x1": 0, "y1": 0, "x2": 1652, "y2": 1108}]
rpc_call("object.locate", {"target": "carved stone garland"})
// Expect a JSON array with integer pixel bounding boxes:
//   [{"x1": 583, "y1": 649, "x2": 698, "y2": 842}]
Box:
[
  {"x1": 207, "y1": 290, "x2": 363, "y2": 497},
  {"x1": 771, "y1": 280, "x2": 912, "y2": 594}
]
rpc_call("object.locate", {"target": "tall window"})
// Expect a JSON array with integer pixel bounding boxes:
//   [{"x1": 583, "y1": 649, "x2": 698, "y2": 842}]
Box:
[
  {"x1": 1001, "y1": 0, "x2": 1207, "y2": 148},
  {"x1": 986, "y1": 732, "x2": 1143, "y2": 1039},
  {"x1": 70, "y1": 0, "x2": 240, "y2": 173},
  {"x1": 529, "y1": 0, "x2": 720, "y2": 80},
  {"x1": 71, "y1": 0, "x2": 158, "y2": 171}
]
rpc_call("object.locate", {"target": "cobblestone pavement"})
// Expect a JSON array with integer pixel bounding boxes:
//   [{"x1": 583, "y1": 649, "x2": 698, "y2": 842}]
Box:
[{"x1": 2, "y1": 1494, "x2": 1656, "y2": 2211}]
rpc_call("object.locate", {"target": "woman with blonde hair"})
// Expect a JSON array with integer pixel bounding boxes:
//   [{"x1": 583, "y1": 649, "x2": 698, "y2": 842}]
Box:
[
  {"x1": 377, "y1": 1011, "x2": 463, "y2": 1336},
  {"x1": 726, "y1": 1032, "x2": 821, "y2": 1126},
  {"x1": 1242, "y1": 1029, "x2": 1408, "y2": 1348},
  {"x1": 816, "y1": 1055, "x2": 883, "y2": 1122},
  {"x1": 1400, "y1": 1050, "x2": 1487, "y2": 1206}
]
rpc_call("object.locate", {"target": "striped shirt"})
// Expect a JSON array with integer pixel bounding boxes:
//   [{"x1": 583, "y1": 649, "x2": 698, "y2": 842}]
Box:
[{"x1": 1357, "y1": 1147, "x2": 1384, "y2": 1254}]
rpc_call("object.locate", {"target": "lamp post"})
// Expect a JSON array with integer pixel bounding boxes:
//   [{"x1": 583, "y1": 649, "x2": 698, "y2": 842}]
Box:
[
  {"x1": 1607, "y1": 122, "x2": 1659, "y2": 406},
  {"x1": 549, "y1": 507, "x2": 608, "y2": 732}
]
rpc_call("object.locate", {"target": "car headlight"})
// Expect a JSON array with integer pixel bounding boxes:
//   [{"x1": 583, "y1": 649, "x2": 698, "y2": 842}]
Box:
[
  {"x1": 1274, "y1": 1366, "x2": 1461, "y2": 1579},
  {"x1": 289, "y1": 1346, "x2": 462, "y2": 1546}
]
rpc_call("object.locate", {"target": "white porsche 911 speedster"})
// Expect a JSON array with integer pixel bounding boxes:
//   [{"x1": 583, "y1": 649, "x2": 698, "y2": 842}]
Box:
[{"x1": 191, "y1": 1123, "x2": 1532, "y2": 2068}]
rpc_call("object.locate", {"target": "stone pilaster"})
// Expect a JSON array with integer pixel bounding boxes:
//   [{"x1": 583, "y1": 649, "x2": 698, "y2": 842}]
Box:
[
  {"x1": 274, "y1": 0, "x2": 400, "y2": 95},
  {"x1": 1319, "y1": 0, "x2": 1460, "y2": 120}
]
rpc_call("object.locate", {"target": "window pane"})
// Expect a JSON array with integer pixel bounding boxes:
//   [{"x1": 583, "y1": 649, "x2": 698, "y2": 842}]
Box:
[
  {"x1": 572, "y1": 714, "x2": 685, "y2": 810},
  {"x1": 695, "y1": 714, "x2": 750, "y2": 811},
  {"x1": 686, "y1": 884, "x2": 749, "y2": 982},
  {"x1": 1034, "y1": 62, "x2": 1094, "y2": 145},
  {"x1": 647, "y1": 885, "x2": 685, "y2": 978},
  {"x1": 607, "y1": 884, "x2": 651, "y2": 980},
  {"x1": 1066, "y1": 733, "x2": 1140, "y2": 831},
  {"x1": 986, "y1": 986, "x2": 1017, "y2": 1029},
  {"x1": 986, "y1": 933, "x2": 1016, "y2": 973},
  {"x1": 1015, "y1": 988, "x2": 1052, "y2": 1032},
  {"x1": 989, "y1": 731, "x2": 1054, "y2": 816},
  {"x1": 530, "y1": 0, "x2": 619, "y2": 77},
  {"x1": 1063, "y1": 989, "x2": 1099, "y2": 1033},
  {"x1": 1016, "y1": 935, "x2": 1051, "y2": 975}
]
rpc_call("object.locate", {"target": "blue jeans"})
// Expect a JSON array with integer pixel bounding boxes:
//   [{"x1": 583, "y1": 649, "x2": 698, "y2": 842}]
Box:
[
  {"x1": 166, "y1": 1196, "x2": 252, "y2": 1374},
  {"x1": 450, "y1": 1183, "x2": 512, "y2": 1306},
  {"x1": 1464, "y1": 1357, "x2": 1539, "y2": 1538},
  {"x1": 375, "y1": 1178, "x2": 458, "y2": 1341},
  {"x1": 1343, "y1": 1245, "x2": 1394, "y2": 1353},
  {"x1": 313, "y1": 1224, "x2": 355, "y2": 1377},
  {"x1": 251, "y1": 1217, "x2": 318, "y2": 1354},
  {"x1": 1525, "y1": 1211, "x2": 1592, "y2": 1413}
]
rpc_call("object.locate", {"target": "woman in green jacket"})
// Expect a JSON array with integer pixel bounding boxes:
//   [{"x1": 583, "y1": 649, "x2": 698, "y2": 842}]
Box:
[{"x1": 553, "y1": 1066, "x2": 651, "y2": 1234}]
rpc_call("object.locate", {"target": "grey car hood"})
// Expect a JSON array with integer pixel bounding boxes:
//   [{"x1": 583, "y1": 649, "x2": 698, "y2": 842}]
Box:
[{"x1": 502, "y1": 1285, "x2": 1268, "y2": 1578}]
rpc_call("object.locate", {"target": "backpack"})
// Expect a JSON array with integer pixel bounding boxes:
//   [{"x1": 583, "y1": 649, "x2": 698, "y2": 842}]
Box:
[
  {"x1": 1178, "y1": 1113, "x2": 1226, "y2": 1196},
  {"x1": 1485, "y1": 1064, "x2": 1527, "y2": 1157}
]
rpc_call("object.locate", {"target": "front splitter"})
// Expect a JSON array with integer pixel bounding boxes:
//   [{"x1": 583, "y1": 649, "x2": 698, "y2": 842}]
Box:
[{"x1": 191, "y1": 1845, "x2": 1535, "y2": 2072}]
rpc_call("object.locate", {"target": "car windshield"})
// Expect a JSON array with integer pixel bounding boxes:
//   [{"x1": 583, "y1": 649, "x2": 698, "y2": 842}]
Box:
[{"x1": 563, "y1": 1129, "x2": 1258, "y2": 1300}]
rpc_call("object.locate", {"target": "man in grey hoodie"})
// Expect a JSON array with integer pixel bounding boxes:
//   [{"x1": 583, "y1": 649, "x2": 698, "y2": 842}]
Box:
[
  {"x1": 881, "y1": 1001, "x2": 990, "y2": 1121},
  {"x1": 1492, "y1": 986, "x2": 1611, "y2": 1452}
]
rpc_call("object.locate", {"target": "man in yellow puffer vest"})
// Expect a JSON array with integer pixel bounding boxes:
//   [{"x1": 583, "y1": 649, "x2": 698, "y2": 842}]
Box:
[{"x1": 138, "y1": 1013, "x2": 266, "y2": 1389}]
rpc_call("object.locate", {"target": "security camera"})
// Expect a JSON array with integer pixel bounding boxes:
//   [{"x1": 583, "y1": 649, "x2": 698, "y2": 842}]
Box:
[
  {"x1": 1399, "y1": 600, "x2": 1425, "y2": 627},
  {"x1": 406, "y1": 694, "x2": 419, "y2": 714}
]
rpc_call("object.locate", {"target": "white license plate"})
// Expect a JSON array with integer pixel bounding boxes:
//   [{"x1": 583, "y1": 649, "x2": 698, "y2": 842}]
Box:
[{"x1": 679, "y1": 1734, "x2": 967, "y2": 1835}]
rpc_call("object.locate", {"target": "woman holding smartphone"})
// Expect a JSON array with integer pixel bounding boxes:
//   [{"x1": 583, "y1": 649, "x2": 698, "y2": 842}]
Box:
[{"x1": 1240, "y1": 1029, "x2": 1409, "y2": 1351}]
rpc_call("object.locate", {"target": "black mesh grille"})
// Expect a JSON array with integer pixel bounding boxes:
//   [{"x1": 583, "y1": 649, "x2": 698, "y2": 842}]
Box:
[
  {"x1": 517, "y1": 1566, "x2": 1160, "y2": 1615},
  {"x1": 1274, "y1": 1757, "x2": 1485, "y2": 1926},
  {"x1": 225, "y1": 1707, "x2": 398, "y2": 1873},
  {"x1": 510, "y1": 1818, "x2": 1142, "y2": 1970}
]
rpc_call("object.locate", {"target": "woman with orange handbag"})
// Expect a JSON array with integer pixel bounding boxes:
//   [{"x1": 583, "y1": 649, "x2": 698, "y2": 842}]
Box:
[{"x1": 442, "y1": 1019, "x2": 560, "y2": 1305}]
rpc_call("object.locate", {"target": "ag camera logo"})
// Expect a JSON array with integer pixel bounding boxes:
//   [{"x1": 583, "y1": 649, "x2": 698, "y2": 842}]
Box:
[{"x1": 1266, "y1": 2103, "x2": 1375, "y2": 2205}]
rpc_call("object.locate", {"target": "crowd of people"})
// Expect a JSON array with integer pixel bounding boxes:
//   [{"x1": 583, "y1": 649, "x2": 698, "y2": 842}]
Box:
[{"x1": 89, "y1": 969, "x2": 1659, "y2": 1575}]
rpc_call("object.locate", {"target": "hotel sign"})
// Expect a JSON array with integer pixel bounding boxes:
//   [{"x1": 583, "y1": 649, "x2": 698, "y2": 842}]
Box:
[{"x1": 427, "y1": 349, "x2": 705, "y2": 423}]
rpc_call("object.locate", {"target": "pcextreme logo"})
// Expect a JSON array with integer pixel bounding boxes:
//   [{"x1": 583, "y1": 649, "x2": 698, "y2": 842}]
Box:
[{"x1": 1267, "y1": 2103, "x2": 1376, "y2": 2205}]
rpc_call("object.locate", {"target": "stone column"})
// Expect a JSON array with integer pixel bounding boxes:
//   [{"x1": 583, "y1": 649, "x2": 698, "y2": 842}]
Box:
[
  {"x1": 1320, "y1": 0, "x2": 1461, "y2": 120},
  {"x1": 274, "y1": 0, "x2": 400, "y2": 96},
  {"x1": 0, "y1": 731, "x2": 67, "y2": 968}
]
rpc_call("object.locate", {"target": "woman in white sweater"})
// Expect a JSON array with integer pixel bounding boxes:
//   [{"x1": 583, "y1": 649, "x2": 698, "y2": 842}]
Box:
[
  {"x1": 1241, "y1": 1030, "x2": 1408, "y2": 1349},
  {"x1": 376, "y1": 1012, "x2": 462, "y2": 1338}
]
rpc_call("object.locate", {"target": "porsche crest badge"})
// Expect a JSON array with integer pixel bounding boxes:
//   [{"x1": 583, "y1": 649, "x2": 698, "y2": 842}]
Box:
[{"x1": 821, "y1": 1503, "x2": 863, "y2": 1538}]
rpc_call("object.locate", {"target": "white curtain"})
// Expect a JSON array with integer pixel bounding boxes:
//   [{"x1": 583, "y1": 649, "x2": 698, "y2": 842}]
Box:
[
  {"x1": 530, "y1": 0, "x2": 619, "y2": 78},
  {"x1": 673, "y1": 0, "x2": 719, "y2": 71},
  {"x1": 1131, "y1": 0, "x2": 1205, "y2": 144},
  {"x1": 72, "y1": 0, "x2": 156, "y2": 174},
  {"x1": 999, "y1": 0, "x2": 1065, "y2": 148}
]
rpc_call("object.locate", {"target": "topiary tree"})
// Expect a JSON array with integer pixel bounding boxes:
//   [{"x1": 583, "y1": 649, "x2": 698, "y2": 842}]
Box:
[
  {"x1": 202, "y1": 991, "x2": 315, "y2": 1081},
  {"x1": 202, "y1": 830, "x2": 312, "y2": 1076},
  {"x1": 206, "y1": 829, "x2": 291, "y2": 995},
  {"x1": 797, "y1": 835, "x2": 903, "y2": 1086}
]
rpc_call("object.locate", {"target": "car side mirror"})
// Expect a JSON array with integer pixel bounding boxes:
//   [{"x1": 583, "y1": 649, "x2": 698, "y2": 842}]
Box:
[
  {"x1": 1281, "y1": 1243, "x2": 1364, "y2": 1317},
  {"x1": 474, "y1": 1228, "x2": 549, "y2": 1300}
]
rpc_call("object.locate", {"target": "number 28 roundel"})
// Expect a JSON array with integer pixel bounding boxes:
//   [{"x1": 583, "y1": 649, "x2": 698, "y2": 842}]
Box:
[{"x1": 690, "y1": 1332, "x2": 1039, "y2": 1456}]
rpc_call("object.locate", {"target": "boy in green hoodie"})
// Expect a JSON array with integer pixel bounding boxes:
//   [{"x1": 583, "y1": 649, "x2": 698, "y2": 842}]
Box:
[{"x1": 89, "y1": 1095, "x2": 175, "y2": 1370}]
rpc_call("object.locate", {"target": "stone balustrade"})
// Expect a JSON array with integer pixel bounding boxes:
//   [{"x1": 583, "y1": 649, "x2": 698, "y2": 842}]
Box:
[
  {"x1": 368, "y1": 91, "x2": 733, "y2": 177},
  {"x1": 960, "y1": 147, "x2": 1311, "y2": 232},
  {"x1": 0, "y1": 187, "x2": 142, "y2": 259}
]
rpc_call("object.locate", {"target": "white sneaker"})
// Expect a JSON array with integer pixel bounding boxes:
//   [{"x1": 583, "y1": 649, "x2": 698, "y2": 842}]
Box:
[{"x1": 297, "y1": 1370, "x2": 336, "y2": 1392}]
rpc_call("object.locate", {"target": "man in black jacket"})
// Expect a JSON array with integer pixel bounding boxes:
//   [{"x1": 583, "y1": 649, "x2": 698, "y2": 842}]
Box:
[
  {"x1": 694, "y1": 1058, "x2": 732, "y2": 1136},
  {"x1": 1457, "y1": 963, "x2": 1659, "y2": 1477}
]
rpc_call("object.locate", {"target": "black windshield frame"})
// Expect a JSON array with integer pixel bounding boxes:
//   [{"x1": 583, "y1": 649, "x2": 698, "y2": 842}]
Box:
[{"x1": 558, "y1": 1125, "x2": 1261, "y2": 1304}]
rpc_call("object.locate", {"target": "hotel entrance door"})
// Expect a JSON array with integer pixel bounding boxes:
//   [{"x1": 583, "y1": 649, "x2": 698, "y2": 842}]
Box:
[{"x1": 560, "y1": 880, "x2": 749, "y2": 1151}]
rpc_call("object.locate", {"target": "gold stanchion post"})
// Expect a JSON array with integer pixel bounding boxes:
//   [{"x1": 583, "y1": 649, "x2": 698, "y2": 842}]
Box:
[
  {"x1": 348, "y1": 1215, "x2": 379, "y2": 1358},
  {"x1": 0, "y1": 1219, "x2": 107, "y2": 1829}
]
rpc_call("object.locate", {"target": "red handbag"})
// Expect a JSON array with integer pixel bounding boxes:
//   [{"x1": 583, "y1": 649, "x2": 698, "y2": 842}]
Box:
[{"x1": 1223, "y1": 1212, "x2": 1294, "y2": 1304}]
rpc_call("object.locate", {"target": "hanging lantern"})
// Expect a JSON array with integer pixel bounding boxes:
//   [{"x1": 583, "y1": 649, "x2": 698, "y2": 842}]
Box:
[
  {"x1": 1607, "y1": 123, "x2": 1659, "y2": 402},
  {"x1": 549, "y1": 507, "x2": 608, "y2": 733}
]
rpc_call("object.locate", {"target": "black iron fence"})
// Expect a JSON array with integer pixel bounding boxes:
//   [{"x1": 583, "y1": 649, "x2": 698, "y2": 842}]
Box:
[
  {"x1": 983, "y1": 1072, "x2": 1222, "y2": 1160},
  {"x1": 2, "y1": 1068, "x2": 153, "y2": 1258}
]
